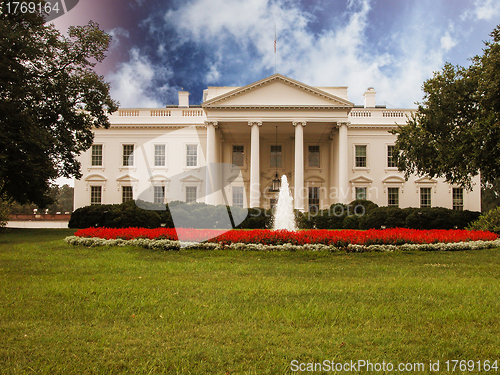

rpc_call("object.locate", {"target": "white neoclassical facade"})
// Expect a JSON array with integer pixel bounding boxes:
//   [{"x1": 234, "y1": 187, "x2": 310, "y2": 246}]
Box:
[{"x1": 74, "y1": 74, "x2": 481, "y2": 212}]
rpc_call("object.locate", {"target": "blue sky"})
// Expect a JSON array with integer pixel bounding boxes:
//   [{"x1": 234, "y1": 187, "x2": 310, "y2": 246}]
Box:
[{"x1": 52, "y1": 0, "x2": 500, "y2": 108}]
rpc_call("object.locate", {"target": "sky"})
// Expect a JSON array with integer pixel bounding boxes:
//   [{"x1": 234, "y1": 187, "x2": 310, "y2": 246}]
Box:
[{"x1": 50, "y1": 0, "x2": 500, "y2": 109}]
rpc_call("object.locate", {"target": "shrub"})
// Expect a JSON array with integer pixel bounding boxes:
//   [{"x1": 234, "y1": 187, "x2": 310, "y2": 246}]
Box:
[
  {"x1": 70, "y1": 200, "x2": 252, "y2": 229},
  {"x1": 348, "y1": 199, "x2": 379, "y2": 214},
  {"x1": 467, "y1": 207, "x2": 500, "y2": 233},
  {"x1": 342, "y1": 215, "x2": 360, "y2": 229},
  {"x1": 236, "y1": 207, "x2": 273, "y2": 229},
  {"x1": 403, "y1": 207, "x2": 481, "y2": 230},
  {"x1": 0, "y1": 199, "x2": 9, "y2": 228},
  {"x1": 69, "y1": 201, "x2": 161, "y2": 228},
  {"x1": 358, "y1": 206, "x2": 407, "y2": 229}
]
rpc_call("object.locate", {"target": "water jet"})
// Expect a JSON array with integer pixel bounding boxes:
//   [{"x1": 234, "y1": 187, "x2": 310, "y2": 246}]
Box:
[{"x1": 272, "y1": 175, "x2": 296, "y2": 231}]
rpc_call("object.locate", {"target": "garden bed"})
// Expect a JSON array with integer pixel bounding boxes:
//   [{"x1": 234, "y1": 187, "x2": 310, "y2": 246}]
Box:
[{"x1": 65, "y1": 227, "x2": 500, "y2": 252}]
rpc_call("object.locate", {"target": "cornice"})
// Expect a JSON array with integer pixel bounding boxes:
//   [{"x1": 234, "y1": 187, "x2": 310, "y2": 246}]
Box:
[
  {"x1": 108, "y1": 124, "x2": 206, "y2": 129},
  {"x1": 349, "y1": 124, "x2": 399, "y2": 130},
  {"x1": 205, "y1": 105, "x2": 351, "y2": 110}
]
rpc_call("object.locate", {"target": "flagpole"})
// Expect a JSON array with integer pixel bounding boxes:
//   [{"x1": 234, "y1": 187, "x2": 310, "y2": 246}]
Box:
[{"x1": 274, "y1": 24, "x2": 277, "y2": 74}]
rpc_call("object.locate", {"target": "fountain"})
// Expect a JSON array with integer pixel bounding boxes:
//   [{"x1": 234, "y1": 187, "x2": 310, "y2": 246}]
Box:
[{"x1": 272, "y1": 175, "x2": 296, "y2": 231}]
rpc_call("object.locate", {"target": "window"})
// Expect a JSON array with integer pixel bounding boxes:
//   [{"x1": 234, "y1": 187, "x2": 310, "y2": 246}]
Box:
[
  {"x1": 270, "y1": 145, "x2": 282, "y2": 168},
  {"x1": 91, "y1": 144, "x2": 102, "y2": 166},
  {"x1": 355, "y1": 145, "x2": 367, "y2": 168},
  {"x1": 154, "y1": 186, "x2": 165, "y2": 204},
  {"x1": 308, "y1": 187, "x2": 319, "y2": 213},
  {"x1": 308, "y1": 145, "x2": 320, "y2": 168},
  {"x1": 388, "y1": 187, "x2": 399, "y2": 207},
  {"x1": 232, "y1": 145, "x2": 244, "y2": 167},
  {"x1": 154, "y1": 145, "x2": 166, "y2": 167},
  {"x1": 356, "y1": 187, "x2": 367, "y2": 200},
  {"x1": 90, "y1": 186, "x2": 101, "y2": 205},
  {"x1": 232, "y1": 186, "x2": 244, "y2": 208},
  {"x1": 186, "y1": 186, "x2": 197, "y2": 203},
  {"x1": 123, "y1": 144, "x2": 134, "y2": 166},
  {"x1": 387, "y1": 145, "x2": 396, "y2": 168},
  {"x1": 420, "y1": 187, "x2": 431, "y2": 208},
  {"x1": 453, "y1": 188, "x2": 463, "y2": 211},
  {"x1": 122, "y1": 186, "x2": 133, "y2": 203},
  {"x1": 186, "y1": 145, "x2": 197, "y2": 167}
]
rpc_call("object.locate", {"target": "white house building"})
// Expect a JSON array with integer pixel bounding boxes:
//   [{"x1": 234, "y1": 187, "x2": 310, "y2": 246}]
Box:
[{"x1": 74, "y1": 74, "x2": 481, "y2": 212}]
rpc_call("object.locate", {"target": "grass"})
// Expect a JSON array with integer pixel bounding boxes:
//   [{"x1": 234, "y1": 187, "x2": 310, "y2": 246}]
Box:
[{"x1": 0, "y1": 228, "x2": 500, "y2": 374}]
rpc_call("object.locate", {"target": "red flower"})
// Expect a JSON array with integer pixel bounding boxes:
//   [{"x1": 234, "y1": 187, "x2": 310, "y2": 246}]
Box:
[{"x1": 74, "y1": 227, "x2": 498, "y2": 246}]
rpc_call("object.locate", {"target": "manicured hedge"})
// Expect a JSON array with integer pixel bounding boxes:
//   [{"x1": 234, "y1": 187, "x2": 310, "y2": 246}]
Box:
[
  {"x1": 69, "y1": 200, "x2": 249, "y2": 229},
  {"x1": 300, "y1": 200, "x2": 481, "y2": 230},
  {"x1": 69, "y1": 200, "x2": 162, "y2": 229},
  {"x1": 69, "y1": 199, "x2": 481, "y2": 230}
]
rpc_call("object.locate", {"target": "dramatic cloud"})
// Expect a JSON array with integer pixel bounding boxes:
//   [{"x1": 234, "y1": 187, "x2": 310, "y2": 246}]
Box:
[
  {"x1": 108, "y1": 27, "x2": 130, "y2": 50},
  {"x1": 158, "y1": 0, "x2": 463, "y2": 107},
  {"x1": 80, "y1": 0, "x2": 499, "y2": 109},
  {"x1": 107, "y1": 48, "x2": 173, "y2": 107}
]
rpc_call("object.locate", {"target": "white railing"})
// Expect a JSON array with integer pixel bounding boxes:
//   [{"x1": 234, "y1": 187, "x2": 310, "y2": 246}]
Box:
[
  {"x1": 382, "y1": 110, "x2": 405, "y2": 118},
  {"x1": 150, "y1": 110, "x2": 171, "y2": 116},
  {"x1": 182, "y1": 109, "x2": 204, "y2": 116},
  {"x1": 115, "y1": 108, "x2": 205, "y2": 117},
  {"x1": 118, "y1": 110, "x2": 139, "y2": 116},
  {"x1": 350, "y1": 110, "x2": 371, "y2": 117},
  {"x1": 349, "y1": 109, "x2": 412, "y2": 119}
]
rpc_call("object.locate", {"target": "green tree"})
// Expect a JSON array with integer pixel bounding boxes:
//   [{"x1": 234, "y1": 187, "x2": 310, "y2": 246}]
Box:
[
  {"x1": 0, "y1": 3, "x2": 118, "y2": 207},
  {"x1": 482, "y1": 178, "x2": 500, "y2": 212},
  {"x1": 8, "y1": 184, "x2": 73, "y2": 214},
  {"x1": 391, "y1": 25, "x2": 500, "y2": 190}
]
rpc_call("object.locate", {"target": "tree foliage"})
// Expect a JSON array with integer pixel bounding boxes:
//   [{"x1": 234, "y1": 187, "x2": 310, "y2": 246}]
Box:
[
  {"x1": 0, "y1": 3, "x2": 118, "y2": 206},
  {"x1": 391, "y1": 25, "x2": 500, "y2": 190},
  {"x1": 9, "y1": 184, "x2": 74, "y2": 214}
]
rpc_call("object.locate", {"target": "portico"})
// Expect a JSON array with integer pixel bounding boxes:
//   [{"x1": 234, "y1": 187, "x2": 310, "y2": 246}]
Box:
[{"x1": 202, "y1": 74, "x2": 353, "y2": 210}]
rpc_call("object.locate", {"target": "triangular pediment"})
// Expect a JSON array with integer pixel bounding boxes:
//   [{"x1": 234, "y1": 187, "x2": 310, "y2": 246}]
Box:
[
  {"x1": 148, "y1": 174, "x2": 170, "y2": 183},
  {"x1": 116, "y1": 174, "x2": 138, "y2": 183},
  {"x1": 202, "y1": 74, "x2": 353, "y2": 109},
  {"x1": 180, "y1": 174, "x2": 203, "y2": 183}
]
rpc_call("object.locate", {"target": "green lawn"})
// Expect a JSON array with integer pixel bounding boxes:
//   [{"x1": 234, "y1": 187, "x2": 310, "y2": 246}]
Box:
[{"x1": 0, "y1": 229, "x2": 499, "y2": 374}]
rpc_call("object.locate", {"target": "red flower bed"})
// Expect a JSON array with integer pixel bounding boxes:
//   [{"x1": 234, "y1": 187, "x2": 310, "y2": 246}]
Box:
[{"x1": 74, "y1": 227, "x2": 498, "y2": 246}]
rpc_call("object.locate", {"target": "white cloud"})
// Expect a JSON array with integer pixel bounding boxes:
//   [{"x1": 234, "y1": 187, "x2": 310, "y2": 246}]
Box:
[
  {"x1": 108, "y1": 27, "x2": 130, "y2": 50},
  {"x1": 107, "y1": 48, "x2": 173, "y2": 108},
  {"x1": 440, "y1": 32, "x2": 458, "y2": 52},
  {"x1": 471, "y1": 0, "x2": 500, "y2": 20}
]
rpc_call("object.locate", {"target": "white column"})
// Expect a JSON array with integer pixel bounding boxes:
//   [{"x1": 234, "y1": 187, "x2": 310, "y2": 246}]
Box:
[
  {"x1": 205, "y1": 120, "x2": 218, "y2": 205},
  {"x1": 249, "y1": 121, "x2": 262, "y2": 208},
  {"x1": 293, "y1": 121, "x2": 306, "y2": 211},
  {"x1": 338, "y1": 121, "x2": 350, "y2": 204},
  {"x1": 329, "y1": 131, "x2": 335, "y2": 206}
]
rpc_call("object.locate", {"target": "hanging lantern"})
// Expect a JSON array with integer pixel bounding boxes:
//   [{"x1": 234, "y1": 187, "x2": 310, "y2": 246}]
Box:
[
  {"x1": 270, "y1": 172, "x2": 281, "y2": 192},
  {"x1": 269, "y1": 126, "x2": 281, "y2": 192}
]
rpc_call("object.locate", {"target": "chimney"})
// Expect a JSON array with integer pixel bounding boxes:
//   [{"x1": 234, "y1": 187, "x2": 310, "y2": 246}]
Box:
[
  {"x1": 363, "y1": 87, "x2": 376, "y2": 108},
  {"x1": 178, "y1": 91, "x2": 189, "y2": 107}
]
